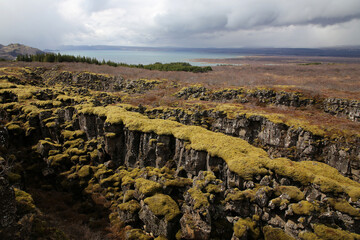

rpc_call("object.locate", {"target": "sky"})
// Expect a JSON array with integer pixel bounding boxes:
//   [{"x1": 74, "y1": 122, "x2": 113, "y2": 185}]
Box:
[{"x1": 1, "y1": 0, "x2": 360, "y2": 49}]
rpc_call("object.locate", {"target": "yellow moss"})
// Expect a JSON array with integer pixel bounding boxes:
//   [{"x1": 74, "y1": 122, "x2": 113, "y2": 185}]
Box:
[
  {"x1": 124, "y1": 190, "x2": 135, "y2": 202},
  {"x1": 105, "y1": 132, "x2": 116, "y2": 138},
  {"x1": 118, "y1": 200, "x2": 141, "y2": 213},
  {"x1": 225, "y1": 188, "x2": 256, "y2": 202},
  {"x1": 328, "y1": 198, "x2": 360, "y2": 217},
  {"x1": 48, "y1": 153, "x2": 69, "y2": 167},
  {"x1": 164, "y1": 178, "x2": 193, "y2": 187},
  {"x1": 313, "y1": 224, "x2": 360, "y2": 240},
  {"x1": 233, "y1": 217, "x2": 260, "y2": 238},
  {"x1": 144, "y1": 194, "x2": 180, "y2": 221},
  {"x1": 126, "y1": 229, "x2": 152, "y2": 240},
  {"x1": 290, "y1": 200, "x2": 319, "y2": 215},
  {"x1": 205, "y1": 184, "x2": 221, "y2": 193},
  {"x1": 66, "y1": 148, "x2": 86, "y2": 156},
  {"x1": 70, "y1": 106, "x2": 360, "y2": 200},
  {"x1": 7, "y1": 172, "x2": 21, "y2": 182},
  {"x1": 121, "y1": 175, "x2": 135, "y2": 186},
  {"x1": 63, "y1": 138, "x2": 84, "y2": 148},
  {"x1": 269, "y1": 197, "x2": 290, "y2": 207},
  {"x1": 14, "y1": 188, "x2": 36, "y2": 214},
  {"x1": 135, "y1": 178, "x2": 162, "y2": 196},
  {"x1": 77, "y1": 165, "x2": 91, "y2": 178},
  {"x1": 263, "y1": 226, "x2": 296, "y2": 240},
  {"x1": 155, "y1": 236, "x2": 168, "y2": 240},
  {"x1": 298, "y1": 231, "x2": 322, "y2": 240},
  {"x1": 188, "y1": 187, "x2": 210, "y2": 209},
  {"x1": 62, "y1": 130, "x2": 85, "y2": 140},
  {"x1": 274, "y1": 186, "x2": 305, "y2": 201}
]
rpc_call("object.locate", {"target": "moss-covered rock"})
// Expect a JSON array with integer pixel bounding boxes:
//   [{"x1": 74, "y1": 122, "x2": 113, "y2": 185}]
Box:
[{"x1": 143, "y1": 194, "x2": 180, "y2": 221}]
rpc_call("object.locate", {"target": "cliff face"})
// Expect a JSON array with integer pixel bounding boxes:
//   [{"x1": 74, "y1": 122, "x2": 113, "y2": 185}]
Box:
[
  {"x1": 130, "y1": 107, "x2": 360, "y2": 182},
  {"x1": 1, "y1": 102, "x2": 360, "y2": 239}
]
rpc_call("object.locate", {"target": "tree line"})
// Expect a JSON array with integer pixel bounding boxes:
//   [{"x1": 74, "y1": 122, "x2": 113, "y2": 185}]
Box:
[{"x1": 16, "y1": 53, "x2": 212, "y2": 73}]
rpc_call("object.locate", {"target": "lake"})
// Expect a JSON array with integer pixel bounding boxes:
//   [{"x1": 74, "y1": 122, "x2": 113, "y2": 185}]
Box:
[{"x1": 53, "y1": 49, "x2": 241, "y2": 66}]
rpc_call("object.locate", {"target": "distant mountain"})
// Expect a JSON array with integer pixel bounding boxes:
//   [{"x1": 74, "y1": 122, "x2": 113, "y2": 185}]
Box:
[
  {"x1": 0, "y1": 43, "x2": 44, "y2": 60},
  {"x1": 54, "y1": 45, "x2": 360, "y2": 58}
]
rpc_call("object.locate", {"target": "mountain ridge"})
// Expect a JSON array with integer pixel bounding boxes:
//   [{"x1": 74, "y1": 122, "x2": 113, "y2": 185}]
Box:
[{"x1": 0, "y1": 43, "x2": 44, "y2": 60}]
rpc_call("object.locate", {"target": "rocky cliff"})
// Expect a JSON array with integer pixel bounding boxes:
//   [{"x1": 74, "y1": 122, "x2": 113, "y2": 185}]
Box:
[{"x1": 0, "y1": 66, "x2": 359, "y2": 239}]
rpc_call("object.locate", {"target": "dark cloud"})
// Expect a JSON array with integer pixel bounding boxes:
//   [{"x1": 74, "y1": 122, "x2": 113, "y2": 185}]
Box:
[{"x1": 0, "y1": 0, "x2": 360, "y2": 48}]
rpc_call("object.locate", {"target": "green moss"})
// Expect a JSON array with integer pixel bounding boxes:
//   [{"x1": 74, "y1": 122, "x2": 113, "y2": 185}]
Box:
[
  {"x1": 313, "y1": 224, "x2": 360, "y2": 240},
  {"x1": 14, "y1": 188, "x2": 36, "y2": 214},
  {"x1": 118, "y1": 200, "x2": 141, "y2": 213},
  {"x1": 263, "y1": 226, "x2": 296, "y2": 240},
  {"x1": 144, "y1": 194, "x2": 180, "y2": 221},
  {"x1": 126, "y1": 229, "x2": 152, "y2": 240},
  {"x1": 188, "y1": 187, "x2": 210, "y2": 209},
  {"x1": 290, "y1": 200, "x2": 318, "y2": 215},
  {"x1": 328, "y1": 198, "x2": 360, "y2": 217},
  {"x1": 135, "y1": 178, "x2": 162, "y2": 196},
  {"x1": 233, "y1": 217, "x2": 260, "y2": 238},
  {"x1": 274, "y1": 186, "x2": 305, "y2": 201}
]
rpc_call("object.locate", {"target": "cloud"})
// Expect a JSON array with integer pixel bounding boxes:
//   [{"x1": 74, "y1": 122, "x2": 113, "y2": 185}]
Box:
[{"x1": 0, "y1": 0, "x2": 360, "y2": 48}]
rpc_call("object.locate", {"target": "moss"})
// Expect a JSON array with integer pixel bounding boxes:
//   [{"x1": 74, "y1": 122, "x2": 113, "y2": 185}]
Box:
[
  {"x1": 48, "y1": 150, "x2": 60, "y2": 156},
  {"x1": 63, "y1": 138, "x2": 84, "y2": 148},
  {"x1": 48, "y1": 153, "x2": 69, "y2": 167},
  {"x1": 298, "y1": 231, "x2": 322, "y2": 240},
  {"x1": 155, "y1": 236, "x2": 168, "y2": 240},
  {"x1": 225, "y1": 188, "x2": 256, "y2": 202},
  {"x1": 67, "y1": 106, "x2": 360, "y2": 200},
  {"x1": 62, "y1": 130, "x2": 85, "y2": 140},
  {"x1": 77, "y1": 165, "x2": 91, "y2": 178},
  {"x1": 233, "y1": 217, "x2": 260, "y2": 239},
  {"x1": 89, "y1": 149, "x2": 98, "y2": 161},
  {"x1": 45, "y1": 121, "x2": 57, "y2": 128},
  {"x1": 290, "y1": 200, "x2": 318, "y2": 215},
  {"x1": 14, "y1": 188, "x2": 36, "y2": 214},
  {"x1": 135, "y1": 178, "x2": 162, "y2": 196},
  {"x1": 164, "y1": 178, "x2": 193, "y2": 188},
  {"x1": 121, "y1": 175, "x2": 135, "y2": 186},
  {"x1": 126, "y1": 229, "x2": 152, "y2": 240},
  {"x1": 66, "y1": 148, "x2": 86, "y2": 156},
  {"x1": 274, "y1": 186, "x2": 305, "y2": 201},
  {"x1": 269, "y1": 197, "x2": 290, "y2": 207},
  {"x1": 263, "y1": 226, "x2": 296, "y2": 240},
  {"x1": 188, "y1": 187, "x2": 210, "y2": 209},
  {"x1": 7, "y1": 171, "x2": 21, "y2": 182},
  {"x1": 105, "y1": 132, "x2": 116, "y2": 138},
  {"x1": 328, "y1": 198, "x2": 360, "y2": 217},
  {"x1": 118, "y1": 200, "x2": 141, "y2": 213},
  {"x1": 205, "y1": 184, "x2": 221, "y2": 193},
  {"x1": 124, "y1": 190, "x2": 135, "y2": 202},
  {"x1": 313, "y1": 224, "x2": 360, "y2": 240},
  {"x1": 144, "y1": 194, "x2": 180, "y2": 221}
]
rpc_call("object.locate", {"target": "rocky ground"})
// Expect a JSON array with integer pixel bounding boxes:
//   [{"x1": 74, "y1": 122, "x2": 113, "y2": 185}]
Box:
[{"x1": 0, "y1": 63, "x2": 359, "y2": 240}]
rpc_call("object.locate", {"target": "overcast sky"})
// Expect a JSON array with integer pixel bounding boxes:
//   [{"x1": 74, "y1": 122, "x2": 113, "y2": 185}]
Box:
[{"x1": 1, "y1": 0, "x2": 360, "y2": 49}]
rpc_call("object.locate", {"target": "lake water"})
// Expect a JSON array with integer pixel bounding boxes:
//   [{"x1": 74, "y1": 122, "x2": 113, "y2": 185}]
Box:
[{"x1": 54, "y1": 49, "x2": 241, "y2": 66}]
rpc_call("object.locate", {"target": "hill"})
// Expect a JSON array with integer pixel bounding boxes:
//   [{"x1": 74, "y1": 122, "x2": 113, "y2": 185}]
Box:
[{"x1": 0, "y1": 43, "x2": 44, "y2": 60}]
